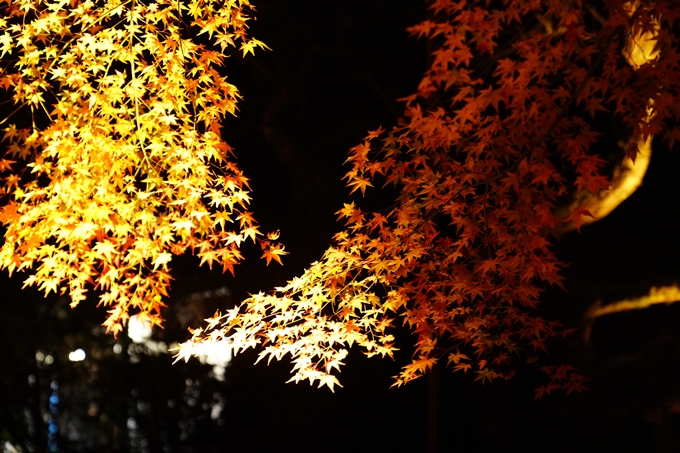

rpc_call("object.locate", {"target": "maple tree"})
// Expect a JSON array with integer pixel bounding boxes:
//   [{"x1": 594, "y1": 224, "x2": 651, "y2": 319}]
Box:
[
  {"x1": 177, "y1": 0, "x2": 679, "y2": 394},
  {"x1": 1, "y1": 0, "x2": 679, "y2": 395},
  {"x1": 0, "y1": 0, "x2": 280, "y2": 336}
]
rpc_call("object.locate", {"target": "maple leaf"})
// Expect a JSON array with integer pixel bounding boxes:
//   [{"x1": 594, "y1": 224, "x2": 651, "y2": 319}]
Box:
[
  {"x1": 346, "y1": 175, "x2": 373, "y2": 196},
  {"x1": 261, "y1": 244, "x2": 288, "y2": 266},
  {"x1": 559, "y1": 207, "x2": 596, "y2": 233},
  {"x1": 534, "y1": 386, "x2": 550, "y2": 400},
  {"x1": 447, "y1": 351, "x2": 470, "y2": 365},
  {"x1": 240, "y1": 38, "x2": 269, "y2": 57},
  {"x1": 474, "y1": 368, "x2": 500, "y2": 385},
  {"x1": 336, "y1": 202, "x2": 357, "y2": 219},
  {"x1": 153, "y1": 253, "x2": 173, "y2": 271}
]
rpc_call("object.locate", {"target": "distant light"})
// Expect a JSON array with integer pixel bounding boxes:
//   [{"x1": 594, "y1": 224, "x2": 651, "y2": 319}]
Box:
[
  {"x1": 212, "y1": 365, "x2": 226, "y2": 381},
  {"x1": 210, "y1": 401, "x2": 224, "y2": 420},
  {"x1": 68, "y1": 349, "x2": 86, "y2": 362},
  {"x1": 128, "y1": 315, "x2": 153, "y2": 343},
  {"x1": 127, "y1": 417, "x2": 138, "y2": 430},
  {"x1": 35, "y1": 350, "x2": 44, "y2": 362},
  {"x1": 2, "y1": 441, "x2": 21, "y2": 453},
  {"x1": 44, "y1": 354, "x2": 54, "y2": 365},
  {"x1": 113, "y1": 343, "x2": 123, "y2": 354}
]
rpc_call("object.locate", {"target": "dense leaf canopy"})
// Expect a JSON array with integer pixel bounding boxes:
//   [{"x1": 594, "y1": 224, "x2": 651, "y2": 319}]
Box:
[
  {"x1": 179, "y1": 0, "x2": 679, "y2": 392},
  {"x1": 1, "y1": 0, "x2": 679, "y2": 393},
  {"x1": 0, "y1": 0, "x2": 278, "y2": 336}
]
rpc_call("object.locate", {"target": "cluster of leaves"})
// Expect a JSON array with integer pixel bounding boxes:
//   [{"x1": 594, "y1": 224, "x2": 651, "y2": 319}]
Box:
[
  {"x1": 0, "y1": 0, "x2": 280, "y2": 335},
  {"x1": 178, "y1": 0, "x2": 679, "y2": 391}
]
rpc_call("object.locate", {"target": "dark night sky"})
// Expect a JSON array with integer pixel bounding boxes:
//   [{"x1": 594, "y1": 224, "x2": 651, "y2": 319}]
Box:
[{"x1": 2, "y1": 1, "x2": 680, "y2": 452}]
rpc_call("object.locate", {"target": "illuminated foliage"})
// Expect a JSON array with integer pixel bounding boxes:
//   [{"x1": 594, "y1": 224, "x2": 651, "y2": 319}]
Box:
[
  {"x1": 0, "y1": 0, "x2": 279, "y2": 335},
  {"x1": 1, "y1": 0, "x2": 678, "y2": 392},
  {"x1": 178, "y1": 0, "x2": 680, "y2": 391}
]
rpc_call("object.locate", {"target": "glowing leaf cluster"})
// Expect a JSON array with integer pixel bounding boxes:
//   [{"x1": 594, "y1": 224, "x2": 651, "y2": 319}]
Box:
[
  {"x1": 0, "y1": 0, "x2": 277, "y2": 335},
  {"x1": 179, "y1": 0, "x2": 679, "y2": 390}
]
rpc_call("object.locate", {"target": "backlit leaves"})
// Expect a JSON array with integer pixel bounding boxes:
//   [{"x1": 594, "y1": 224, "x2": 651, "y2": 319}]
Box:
[
  {"x1": 0, "y1": 0, "x2": 277, "y2": 335},
  {"x1": 179, "y1": 0, "x2": 679, "y2": 391}
]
